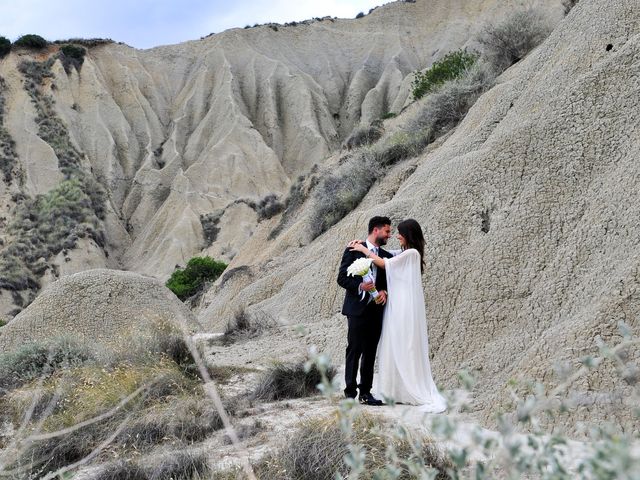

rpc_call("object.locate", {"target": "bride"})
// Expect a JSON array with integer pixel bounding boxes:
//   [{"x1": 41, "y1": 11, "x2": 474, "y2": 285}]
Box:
[{"x1": 348, "y1": 219, "x2": 447, "y2": 413}]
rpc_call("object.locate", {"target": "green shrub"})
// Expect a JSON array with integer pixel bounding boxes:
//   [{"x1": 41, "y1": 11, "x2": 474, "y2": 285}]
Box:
[
  {"x1": 477, "y1": 8, "x2": 553, "y2": 71},
  {"x1": 0, "y1": 36, "x2": 10, "y2": 58},
  {"x1": 252, "y1": 361, "x2": 337, "y2": 401},
  {"x1": 14, "y1": 34, "x2": 49, "y2": 49},
  {"x1": 166, "y1": 256, "x2": 227, "y2": 301},
  {"x1": 411, "y1": 49, "x2": 477, "y2": 100},
  {"x1": 381, "y1": 112, "x2": 397, "y2": 120},
  {"x1": 355, "y1": 12, "x2": 365, "y2": 19}
]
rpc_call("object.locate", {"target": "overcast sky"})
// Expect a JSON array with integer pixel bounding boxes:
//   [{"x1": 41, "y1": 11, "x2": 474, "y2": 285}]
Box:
[{"x1": 0, "y1": 0, "x2": 391, "y2": 49}]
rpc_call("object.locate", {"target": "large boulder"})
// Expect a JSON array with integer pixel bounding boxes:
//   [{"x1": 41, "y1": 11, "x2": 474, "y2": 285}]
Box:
[{"x1": 0, "y1": 269, "x2": 201, "y2": 355}]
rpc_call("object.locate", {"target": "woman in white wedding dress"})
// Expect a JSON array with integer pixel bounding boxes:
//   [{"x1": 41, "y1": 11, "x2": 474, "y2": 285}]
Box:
[{"x1": 349, "y1": 219, "x2": 447, "y2": 413}]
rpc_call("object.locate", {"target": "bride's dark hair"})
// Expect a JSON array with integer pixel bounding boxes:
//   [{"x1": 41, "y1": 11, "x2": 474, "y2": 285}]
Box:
[{"x1": 397, "y1": 219, "x2": 425, "y2": 273}]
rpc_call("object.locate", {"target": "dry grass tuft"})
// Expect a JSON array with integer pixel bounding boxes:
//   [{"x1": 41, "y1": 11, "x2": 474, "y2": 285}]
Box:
[{"x1": 251, "y1": 361, "x2": 337, "y2": 402}]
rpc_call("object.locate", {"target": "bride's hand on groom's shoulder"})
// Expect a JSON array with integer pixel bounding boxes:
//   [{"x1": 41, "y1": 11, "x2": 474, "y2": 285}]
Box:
[{"x1": 347, "y1": 240, "x2": 366, "y2": 252}]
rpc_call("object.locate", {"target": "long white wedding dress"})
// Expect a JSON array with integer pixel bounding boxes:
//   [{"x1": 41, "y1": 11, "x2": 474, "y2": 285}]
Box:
[{"x1": 375, "y1": 248, "x2": 447, "y2": 413}]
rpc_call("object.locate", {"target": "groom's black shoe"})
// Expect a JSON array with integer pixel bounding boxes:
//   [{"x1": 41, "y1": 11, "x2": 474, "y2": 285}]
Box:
[{"x1": 358, "y1": 393, "x2": 383, "y2": 406}]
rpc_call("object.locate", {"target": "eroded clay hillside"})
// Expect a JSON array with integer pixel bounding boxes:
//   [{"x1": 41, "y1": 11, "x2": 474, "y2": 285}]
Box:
[
  {"x1": 199, "y1": 0, "x2": 640, "y2": 429},
  {"x1": 0, "y1": 0, "x2": 559, "y2": 318}
]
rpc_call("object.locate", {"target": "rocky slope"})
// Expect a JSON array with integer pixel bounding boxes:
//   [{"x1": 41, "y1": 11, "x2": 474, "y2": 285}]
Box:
[
  {"x1": 199, "y1": 0, "x2": 640, "y2": 430},
  {"x1": 0, "y1": 0, "x2": 561, "y2": 318}
]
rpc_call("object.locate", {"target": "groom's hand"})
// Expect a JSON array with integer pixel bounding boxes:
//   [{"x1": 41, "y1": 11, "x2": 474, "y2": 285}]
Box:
[
  {"x1": 360, "y1": 281, "x2": 375, "y2": 292},
  {"x1": 375, "y1": 290, "x2": 387, "y2": 305}
]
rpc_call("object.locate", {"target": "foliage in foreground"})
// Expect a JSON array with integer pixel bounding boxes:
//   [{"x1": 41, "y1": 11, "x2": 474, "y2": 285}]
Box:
[
  {"x1": 166, "y1": 256, "x2": 227, "y2": 301},
  {"x1": 0, "y1": 326, "x2": 230, "y2": 478},
  {"x1": 412, "y1": 49, "x2": 478, "y2": 100},
  {"x1": 93, "y1": 451, "x2": 211, "y2": 480},
  {"x1": 294, "y1": 322, "x2": 640, "y2": 480},
  {"x1": 253, "y1": 413, "x2": 452, "y2": 479}
]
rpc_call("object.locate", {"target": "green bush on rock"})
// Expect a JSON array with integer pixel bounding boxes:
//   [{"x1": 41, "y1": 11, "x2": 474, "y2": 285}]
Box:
[
  {"x1": 411, "y1": 49, "x2": 478, "y2": 100},
  {"x1": 166, "y1": 256, "x2": 227, "y2": 301}
]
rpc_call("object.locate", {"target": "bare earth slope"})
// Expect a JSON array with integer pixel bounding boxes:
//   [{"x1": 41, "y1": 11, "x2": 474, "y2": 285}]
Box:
[
  {"x1": 200, "y1": 0, "x2": 640, "y2": 429},
  {"x1": 0, "y1": 0, "x2": 559, "y2": 318}
]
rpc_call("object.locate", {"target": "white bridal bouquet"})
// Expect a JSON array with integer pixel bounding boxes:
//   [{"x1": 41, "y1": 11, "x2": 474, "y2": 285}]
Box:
[{"x1": 347, "y1": 257, "x2": 379, "y2": 300}]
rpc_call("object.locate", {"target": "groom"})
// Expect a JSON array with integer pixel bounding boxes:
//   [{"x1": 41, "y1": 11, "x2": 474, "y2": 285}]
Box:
[{"x1": 337, "y1": 216, "x2": 393, "y2": 405}]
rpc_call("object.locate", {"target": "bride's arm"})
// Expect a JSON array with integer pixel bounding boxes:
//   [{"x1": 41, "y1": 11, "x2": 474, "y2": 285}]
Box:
[{"x1": 348, "y1": 242, "x2": 386, "y2": 269}]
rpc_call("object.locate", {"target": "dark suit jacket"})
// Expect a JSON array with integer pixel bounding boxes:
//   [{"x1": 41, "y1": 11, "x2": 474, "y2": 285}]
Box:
[{"x1": 337, "y1": 244, "x2": 393, "y2": 317}]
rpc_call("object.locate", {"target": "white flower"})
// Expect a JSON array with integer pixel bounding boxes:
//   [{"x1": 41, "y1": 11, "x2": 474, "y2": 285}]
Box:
[{"x1": 347, "y1": 257, "x2": 372, "y2": 277}]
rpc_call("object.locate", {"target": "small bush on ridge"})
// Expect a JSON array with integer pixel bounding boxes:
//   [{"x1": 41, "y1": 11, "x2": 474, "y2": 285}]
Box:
[
  {"x1": 53, "y1": 38, "x2": 114, "y2": 48},
  {"x1": 0, "y1": 37, "x2": 11, "y2": 58},
  {"x1": 412, "y1": 49, "x2": 478, "y2": 100},
  {"x1": 14, "y1": 34, "x2": 49, "y2": 49},
  {"x1": 166, "y1": 256, "x2": 227, "y2": 301}
]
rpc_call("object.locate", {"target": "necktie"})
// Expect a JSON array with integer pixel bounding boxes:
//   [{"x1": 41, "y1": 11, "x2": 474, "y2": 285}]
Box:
[{"x1": 370, "y1": 247, "x2": 378, "y2": 281}]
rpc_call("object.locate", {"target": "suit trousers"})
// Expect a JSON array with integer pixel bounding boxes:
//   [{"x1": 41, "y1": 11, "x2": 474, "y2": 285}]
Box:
[{"x1": 344, "y1": 302, "x2": 383, "y2": 398}]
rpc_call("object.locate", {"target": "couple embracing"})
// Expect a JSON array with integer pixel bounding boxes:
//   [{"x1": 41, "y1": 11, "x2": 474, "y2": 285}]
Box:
[{"x1": 337, "y1": 216, "x2": 447, "y2": 412}]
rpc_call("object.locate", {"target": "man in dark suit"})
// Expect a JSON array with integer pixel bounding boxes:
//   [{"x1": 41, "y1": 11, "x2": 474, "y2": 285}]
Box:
[{"x1": 337, "y1": 216, "x2": 393, "y2": 405}]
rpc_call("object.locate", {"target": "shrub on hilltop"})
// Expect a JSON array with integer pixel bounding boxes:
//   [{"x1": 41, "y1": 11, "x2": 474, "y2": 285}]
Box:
[{"x1": 14, "y1": 34, "x2": 49, "y2": 49}]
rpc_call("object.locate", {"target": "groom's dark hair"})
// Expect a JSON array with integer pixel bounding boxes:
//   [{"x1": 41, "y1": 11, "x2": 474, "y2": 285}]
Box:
[{"x1": 368, "y1": 216, "x2": 391, "y2": 233}]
